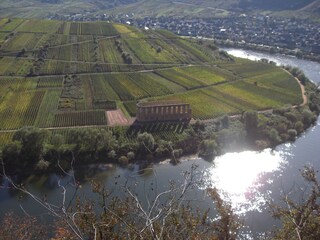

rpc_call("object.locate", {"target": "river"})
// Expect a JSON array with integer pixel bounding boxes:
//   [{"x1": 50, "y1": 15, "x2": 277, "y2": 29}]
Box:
[{"x1": 1, "y1": 49, "x2": 320, "y2": 238}]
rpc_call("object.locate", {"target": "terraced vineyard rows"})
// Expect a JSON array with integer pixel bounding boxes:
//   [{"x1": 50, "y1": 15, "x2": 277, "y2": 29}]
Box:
[
  {"x1": 99, "y1": 39, "x2": 124, "y2": 64},
  {"x1": 52, "y1": 111, "x2": 107, "y2": 127},
  {"x1": 0, "y1": 18, "x2": 303, "y2": 142},
  {"x1": 35, "y1": 90, "x2": 61, "y2": 127},
  {"x1": 37, "y1": 76, "x2": 63, "y2": 88},
  {"x1": 0, "y1": 90, "x2": 45, "y2": 130}
]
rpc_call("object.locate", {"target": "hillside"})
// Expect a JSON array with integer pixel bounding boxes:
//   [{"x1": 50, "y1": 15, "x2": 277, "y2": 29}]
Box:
[
  {"x1": 238, "y1": 0, "x2": 315, "y2": 11},
  {"x1": 0, "y1": 0, "x2": 137, "y2": 18},
  {"x1": 0, "y1": 0, "x2": 318, "y2": 19},
  {"x1": 109, "y1": 0, "x2": 320, "y2": 19},
  {"x1": 0, "y1": 19, "x2": 302, "y2": 144}
]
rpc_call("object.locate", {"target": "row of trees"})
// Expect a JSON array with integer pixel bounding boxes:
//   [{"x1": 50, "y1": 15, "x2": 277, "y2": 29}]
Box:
[
  {"x1": 115, "y1": 39, "x2": 133, "y2": 64},
  {"x1": 1, "y1": 125, "x2": 194, "y2": 174}
]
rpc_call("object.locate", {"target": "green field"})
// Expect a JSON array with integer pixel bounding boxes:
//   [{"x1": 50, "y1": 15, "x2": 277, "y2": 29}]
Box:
[{"x1": 0, "y1": 18, "x2": 303, "y2": 143}]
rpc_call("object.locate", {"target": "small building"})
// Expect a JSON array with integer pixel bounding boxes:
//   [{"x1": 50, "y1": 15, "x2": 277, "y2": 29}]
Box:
[{"x1": 136, "y1": 101, "x2": 192, "y2": 123}]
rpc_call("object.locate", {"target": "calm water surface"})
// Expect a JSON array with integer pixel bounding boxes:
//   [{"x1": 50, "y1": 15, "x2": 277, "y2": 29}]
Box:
[{"x1": 1, "y1": 49, "x2": 320, "y2": 237}]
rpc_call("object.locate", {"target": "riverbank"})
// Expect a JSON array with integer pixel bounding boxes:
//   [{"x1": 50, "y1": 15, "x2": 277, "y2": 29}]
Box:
[
  {"x1": 2, "y1": 49, "x2": 320, "y2": 239},
  {"x1": 215, "y1": 39, "x2": 320, "y2": 64}
]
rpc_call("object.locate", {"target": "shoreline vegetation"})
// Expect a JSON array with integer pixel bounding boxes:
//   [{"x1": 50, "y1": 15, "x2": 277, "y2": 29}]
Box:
[{"x1": 1, "y1": 71, "x2": 319, "y2": 176}]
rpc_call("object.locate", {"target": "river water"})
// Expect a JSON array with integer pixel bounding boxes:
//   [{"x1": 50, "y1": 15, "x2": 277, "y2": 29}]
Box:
[{"x1": 1, "y1": 49, "x2": 320, "y2": 238}]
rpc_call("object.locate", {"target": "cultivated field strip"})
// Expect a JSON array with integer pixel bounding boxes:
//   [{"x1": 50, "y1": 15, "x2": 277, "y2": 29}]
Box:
[
  {"x1": 52, "y1": 110, "x2": 107, "y2": 127},
  {"x1": 0, "y1": 19, "x2": 303, "y2": 135}
]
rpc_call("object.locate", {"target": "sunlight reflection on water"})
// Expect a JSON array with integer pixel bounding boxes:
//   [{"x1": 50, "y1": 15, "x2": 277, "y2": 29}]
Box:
[{"x1": 204, "y1": 149, "x2": 290, "y2": 214}]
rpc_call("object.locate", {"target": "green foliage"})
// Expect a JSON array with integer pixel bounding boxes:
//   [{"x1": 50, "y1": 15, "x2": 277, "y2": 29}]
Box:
[
  {"x1": 267, "y1": 128, "x2": 282, "y2": 147},
  {"x1": 171, "y1": 148, "x2": 183, "y2": 160},
  {"x1": 295, "y1": 121, "x2": 304, "y2": 134},
  {"x1": 243, "y1": 111, "x2": 258, "y2": 138},
  {"x1": 137, "y1": 132, "x2": 155, "y2": 154},
  {"x1": 199, "y1": 139, "x2": 218, "y2": 159},
  {"x1": 118, "y1": 155, "x2": 129, "y2": 165},
  {"x1": 35, "y1": 159, "x2": 50, "y2": 170},
  {"x1": 287, "y1": 129, "x2": 297, "y2": 141},
  {"x1": 302, "y1": 109, "x2": 316, "y2": 126},
  {"x1": 2, "y1": 141, "x2": 22, "y2": 170},
  {"x1": 221, "y1": 115, "x2": 229, "y2": 128},
  {"x1": 12, "y1": 127, "x2": 49, "y2": 164},
  {"x1": 126, "y1": 151, "x2": 135, "y2": 161},
  {"x1": 154, "y1": 140, "x2": 172, "y2": 158},
  {"x1": 270, "y1": 166, "x2": 320, "y2": 240},
  {"x1": 69, "y1": 128, "x2": 116, "y2": 156},
  {"x1": 51, "y1": 134, "x2": 65, "y2": 147}
]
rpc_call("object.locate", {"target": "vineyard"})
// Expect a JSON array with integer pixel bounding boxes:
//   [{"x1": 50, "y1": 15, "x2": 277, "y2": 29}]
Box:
[{"x1": 0, "y1": 18, "x2": 303, "y2": 144}]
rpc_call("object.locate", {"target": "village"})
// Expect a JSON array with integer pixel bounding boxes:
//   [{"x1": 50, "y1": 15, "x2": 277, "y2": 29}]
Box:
[{"x1": 49, "y1": 13, "x2": 320, "y2": 57}]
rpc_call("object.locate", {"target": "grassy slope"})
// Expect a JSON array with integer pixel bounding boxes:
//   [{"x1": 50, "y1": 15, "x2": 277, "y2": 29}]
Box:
[{"x1": 0, "y1": 19, "x2": 302, "y2": 143}]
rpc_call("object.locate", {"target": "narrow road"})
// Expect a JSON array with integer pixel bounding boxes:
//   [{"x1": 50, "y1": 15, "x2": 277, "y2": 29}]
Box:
[{"x1": 283, "y1": 69, "x2": 307, "y2": 106}]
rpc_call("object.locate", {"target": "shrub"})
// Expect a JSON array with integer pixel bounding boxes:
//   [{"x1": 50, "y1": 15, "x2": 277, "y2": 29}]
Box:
[
  {"x1": 294, "y1": 121, "x2": 304, "y2": 134},
  {"x1": 171, "y1": 149, "x2": 183, "y2": 160},
  {"x1": 35, "y1": 159, "x2": 50, "y2": 170},
  {"x1": 127, "y1": 151, "x2": 135, "y2": 161},
  {"x1": 284, "y1": 112, "x2": 297, "y2": 123},
  {"x1": 268, "y1": 128, "x2": 281, "y2": 146},
  {"x1": 302, "y1": 109, "x2": 316, "y2": 126},
  {"x1": 118, "y1": 156, "x2": 129, "y2": 165},
  {"x1": 287, "y1": 129, "x2": 297, "y2": 141},
  {"x1": 137, "y1": 132, "x2": 155, "y2": 153},
  {"x1": 255, "y1": 140, "x2": 269, "y2": 150},
  {"x1": 199, "y1": 139, "x2": 218, "y2": 159},
  {"x1": 108, "y1": 150, "x2": 116, "y2": 160}
]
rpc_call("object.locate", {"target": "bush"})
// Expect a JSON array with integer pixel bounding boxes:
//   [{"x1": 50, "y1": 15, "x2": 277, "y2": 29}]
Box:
[
  {"x1": 118, "y1": 156, "x2": 129, "y2": 165},
  {"x1": 268, "y1": 128, "x2": 281, "y2": 146},
  {"x1": 35, "y1": 159, "x2": 50, "y2": 170},
  {"x1": 294, "y1": 121, "x2": 304, "y2": 134},
  {"x1": 171, "y1": 149, "x2": 183, "y2": 160},
  {"x1": 302, "y1": 109, "x2": 316, "y2": 126},
  {"x1": 255, "y1": 140, "x2": 269, "y2": 150},
  {"x1": 284, "y1": 112, "x2": 297, "y2": 123},
  {"x1": 155, "y1": 147, "x2": 169, "y2": 158},
  {"x1": 127, "y1": 151, "x2": 135, "y2": 161},
  {"x1": 108, "y1": 150, "x2": 116, "y2": 160},
  {"x1": 137, "y1": 132, "x2": 155, "y2": 154},
  {"x1": 287, "y1": 129, "x2": 297, "y2": 141},
  {"x1": 199, "y1": 139, "x2": 218, "y2": 159}
]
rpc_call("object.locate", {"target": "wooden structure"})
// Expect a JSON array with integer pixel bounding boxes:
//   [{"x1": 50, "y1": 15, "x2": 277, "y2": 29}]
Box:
[{"x1": 136, "y1": 101, "x2": 192, "y2": 123}]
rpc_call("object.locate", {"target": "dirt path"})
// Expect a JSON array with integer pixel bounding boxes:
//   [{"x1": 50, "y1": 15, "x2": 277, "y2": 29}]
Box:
[
  {"x1": 297, "y1": 78, "x2": 307, "y2": 106},
  {"x1": 283, "y1": 69, "x2": 307, "y2": 106}
]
